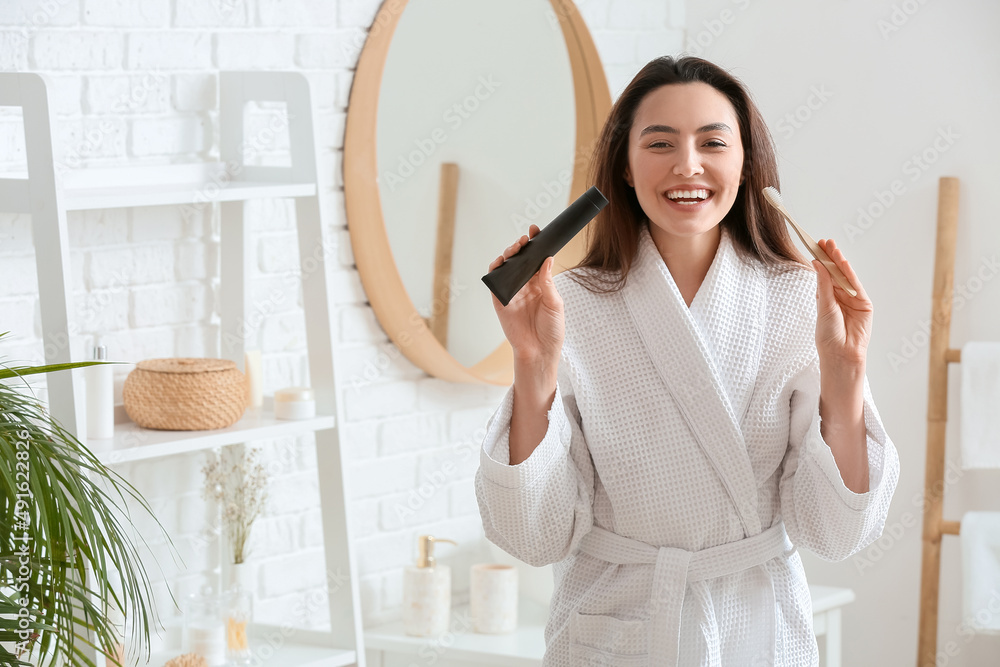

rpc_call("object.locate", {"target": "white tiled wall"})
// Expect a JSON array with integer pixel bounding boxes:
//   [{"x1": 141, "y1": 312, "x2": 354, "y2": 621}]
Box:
[{"x1": 0, "y1": 0, "x2": 683, "y2": 634}]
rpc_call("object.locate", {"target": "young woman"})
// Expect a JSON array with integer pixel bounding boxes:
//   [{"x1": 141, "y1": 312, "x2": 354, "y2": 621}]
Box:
[{"x1": 475, "y1": 57, "x2": 900, "y2": 666}]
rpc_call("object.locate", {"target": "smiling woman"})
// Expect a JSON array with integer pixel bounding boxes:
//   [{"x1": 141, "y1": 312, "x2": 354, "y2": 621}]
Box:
[
  {"x1": 624, "y1": 83, "x2": 747, "y2": 305},
  {"x1": 476, "y1": 55, "x2": 900, "y2": 667}
]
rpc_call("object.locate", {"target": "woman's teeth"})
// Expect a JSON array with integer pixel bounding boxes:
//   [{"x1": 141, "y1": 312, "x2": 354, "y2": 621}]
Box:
[{"x1": 666, "y1": 189, "x2": 711, "y2": 205}]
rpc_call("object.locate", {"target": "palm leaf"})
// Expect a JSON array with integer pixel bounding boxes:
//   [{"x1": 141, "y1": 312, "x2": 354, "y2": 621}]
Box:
[
  {"x1": 0, "y1": 338, "x2": 177, "y2": 667},
  {"x1": 0, "y1": 360, "x2": 123, "y2": 381}
]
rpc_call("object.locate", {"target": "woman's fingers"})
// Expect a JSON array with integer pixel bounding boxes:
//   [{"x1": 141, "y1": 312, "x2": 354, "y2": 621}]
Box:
[
  {"x1": 819, "y1": 238, "x2": 868, "y2": 300},
  {"x1": 490, "y1": 232, "x2": 535, "y2": 269}
]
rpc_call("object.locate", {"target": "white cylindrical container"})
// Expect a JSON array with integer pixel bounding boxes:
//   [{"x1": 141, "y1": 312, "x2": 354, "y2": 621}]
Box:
[
  {"x1": 85, "y1": 344, "x2": 114, "y2": 441},
  {"x1": 274, "y1": 386, "x2": 316, "y2": 420},
  {"x1": 244, "y1": 350, "x2": 263, "y2": 415},
  {"x1": 470, "y1": 563, "x2": 518, "y2": 634},
  {"x1": 403, "y1": 564, "x2": 451, "y2": 637}
]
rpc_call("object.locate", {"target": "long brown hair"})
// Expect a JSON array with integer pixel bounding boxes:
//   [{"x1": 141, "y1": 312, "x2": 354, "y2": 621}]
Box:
[{"x1": 568, "y1": 56, "x2": 807, "y2": 293}]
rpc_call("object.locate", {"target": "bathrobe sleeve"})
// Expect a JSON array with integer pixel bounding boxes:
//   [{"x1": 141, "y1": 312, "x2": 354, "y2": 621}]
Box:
[
  {"x1": 779, "y1": 355, "x2": 900, "y2": 562},
  {"x1": 475, "y1": 353, "x2": 596, "y2": 567}
]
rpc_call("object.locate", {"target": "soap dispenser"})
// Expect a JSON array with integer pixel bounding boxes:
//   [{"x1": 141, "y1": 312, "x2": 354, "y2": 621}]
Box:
[{"x1": 403, "y1": 535, "x2": 456, "y2": 637}]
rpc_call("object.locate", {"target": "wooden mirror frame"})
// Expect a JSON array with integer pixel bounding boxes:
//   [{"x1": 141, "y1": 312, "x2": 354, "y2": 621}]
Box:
[{"x1": 344, "y1": 0, "x2": 612, "y2": 385}]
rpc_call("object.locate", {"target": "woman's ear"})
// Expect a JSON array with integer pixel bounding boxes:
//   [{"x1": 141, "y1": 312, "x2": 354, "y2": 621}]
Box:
[{"x1": 624, "y1": 166, "x2": 634, "y2": 188}]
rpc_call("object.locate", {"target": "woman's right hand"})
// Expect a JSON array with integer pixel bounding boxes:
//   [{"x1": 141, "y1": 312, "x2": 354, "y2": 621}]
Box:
[{"x1": 488, "y1": 224, "x2": 565, "y2": 366}]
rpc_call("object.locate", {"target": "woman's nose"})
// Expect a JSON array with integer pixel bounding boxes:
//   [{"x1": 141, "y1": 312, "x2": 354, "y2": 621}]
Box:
[{"x1": 672, "y1": 143, "x2": 704, "y2": 177}]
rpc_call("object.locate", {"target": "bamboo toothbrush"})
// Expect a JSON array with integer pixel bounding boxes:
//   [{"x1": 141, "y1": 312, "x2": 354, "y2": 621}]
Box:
[{"x1": 762, "y1": 186, "x2": 858, "y2": 297}]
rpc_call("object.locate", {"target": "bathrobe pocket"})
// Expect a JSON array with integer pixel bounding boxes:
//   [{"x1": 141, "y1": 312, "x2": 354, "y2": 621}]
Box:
[{"x1": 568, "y1": 611, "x2": 649, "y2": 666}]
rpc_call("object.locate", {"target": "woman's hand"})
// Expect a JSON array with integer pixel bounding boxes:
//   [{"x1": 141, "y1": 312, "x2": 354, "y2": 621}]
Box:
[
  {"x1": 814, "y1": 238, "x2": 872, "y2": 493},
  {"x1": 813, "y1": 238, "x2": 873, "y2": 367},
  {"x1": 488, "y1": 224, "x2": 565, "y2": 366}
]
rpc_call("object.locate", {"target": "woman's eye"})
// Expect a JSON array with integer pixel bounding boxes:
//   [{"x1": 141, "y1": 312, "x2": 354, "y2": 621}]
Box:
[
  {"x1": 705, "y1": 140, "x2": 727, "y2": 148},
  {"x1": 648, "y1": 141, "x2": 671, "y2": 149}
]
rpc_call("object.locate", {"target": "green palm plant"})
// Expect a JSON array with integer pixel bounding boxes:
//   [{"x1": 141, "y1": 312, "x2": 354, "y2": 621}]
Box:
[{"x1": 0, "y1": 340, "x2": 174, "y2": 667}]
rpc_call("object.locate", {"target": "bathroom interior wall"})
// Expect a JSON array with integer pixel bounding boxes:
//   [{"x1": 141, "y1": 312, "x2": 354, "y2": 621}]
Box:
[
  {"x1": 0, "y1": 0, "x2": 682, "y2": 642},
  {"x1": 682, "y1": 1, "x2": 1000, "y2": 665}
]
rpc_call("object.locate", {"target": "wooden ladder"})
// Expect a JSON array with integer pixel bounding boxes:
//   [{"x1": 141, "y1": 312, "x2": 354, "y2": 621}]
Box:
[{"x1": 916, "y1": 175, "x2": 965, "y2": 666}]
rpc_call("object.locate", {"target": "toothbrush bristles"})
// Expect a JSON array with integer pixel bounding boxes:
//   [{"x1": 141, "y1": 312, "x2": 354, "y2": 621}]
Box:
[{"x1": 762, "y1": 186, "x2": 783, "y2": 208}]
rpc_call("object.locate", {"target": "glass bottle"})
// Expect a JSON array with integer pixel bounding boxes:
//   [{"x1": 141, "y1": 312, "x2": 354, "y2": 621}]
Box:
[
  {"x1": 224, "y1": 563, "x2": 254, "y2": 666},
  {"x1": 182, "y1": 586, "x2": 226, "y2": 667}
]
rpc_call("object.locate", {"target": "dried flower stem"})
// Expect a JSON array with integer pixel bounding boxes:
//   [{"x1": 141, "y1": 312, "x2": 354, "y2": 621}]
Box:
[{"x1": 202, "y1": 447, "x2": 269, "y2": 564}]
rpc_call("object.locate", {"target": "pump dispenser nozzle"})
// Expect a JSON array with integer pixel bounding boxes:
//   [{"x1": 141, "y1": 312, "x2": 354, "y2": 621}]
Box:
[{"x1": 417, "y1": 535, "x2": 456, "y2": 568}]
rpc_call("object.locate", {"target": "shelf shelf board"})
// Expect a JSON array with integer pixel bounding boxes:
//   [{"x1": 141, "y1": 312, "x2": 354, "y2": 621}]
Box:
[
  {"x1": 90, "y1": 410, "x2": 335, "y2": 465},
  {"x1": 142, "y1": 641, "x2": 355, "y2": 667},
  {"x1": 364, "y1": 600, "x2": 547, "y2": 667},
  {"x1": 64, "y1": 180, "x2": 316, "y2": 211},
  {"x1": 0, "y1": 163, "x2": 316, "y2": 214}
]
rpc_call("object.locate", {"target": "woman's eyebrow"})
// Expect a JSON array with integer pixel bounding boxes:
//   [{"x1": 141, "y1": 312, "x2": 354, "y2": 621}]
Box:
[{"x1": 639, "y1": 122, "x2": 733, "y2": 136}]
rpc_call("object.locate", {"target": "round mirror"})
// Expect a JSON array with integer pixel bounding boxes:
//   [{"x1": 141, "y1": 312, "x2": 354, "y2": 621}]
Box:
[{"x1": 345, "y1": 0, "x2": 611, "y2": 384}]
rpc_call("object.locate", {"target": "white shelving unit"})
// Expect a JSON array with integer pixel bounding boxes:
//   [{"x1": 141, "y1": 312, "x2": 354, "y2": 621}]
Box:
[{"x1": 0, "y1": 72, "x2": 366, "y2": 666}]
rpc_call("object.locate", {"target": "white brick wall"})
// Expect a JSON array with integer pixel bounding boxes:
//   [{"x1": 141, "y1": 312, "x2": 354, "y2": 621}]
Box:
[{"x1": 0, "y1": 0, "x2": 683, "y2": 634}]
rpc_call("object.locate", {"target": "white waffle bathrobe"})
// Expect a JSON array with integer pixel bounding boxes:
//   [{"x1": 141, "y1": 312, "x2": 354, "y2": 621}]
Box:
[{"x1": 475, "y1": 224, "x2": 900, "y2": 666}]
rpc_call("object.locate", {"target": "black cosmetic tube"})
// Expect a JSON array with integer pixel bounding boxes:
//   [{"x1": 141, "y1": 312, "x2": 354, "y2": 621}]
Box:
[{"x1": 482, "y1": 186, "x2": 608, "y2": 307}]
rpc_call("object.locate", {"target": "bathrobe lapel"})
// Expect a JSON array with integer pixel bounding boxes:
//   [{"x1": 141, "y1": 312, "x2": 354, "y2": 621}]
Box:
[{"x1": 621, "y1": 225, "x2": 767, "y2": 537}]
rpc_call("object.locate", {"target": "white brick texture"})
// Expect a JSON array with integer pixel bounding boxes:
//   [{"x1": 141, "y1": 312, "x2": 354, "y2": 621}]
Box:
[
  {"x1": 0, "y1": 0, "x2": 681, "y2": 633},
  {"x1": 172, "y1": 0, "x2": 250, "y2": 28},
  {"x1": 215, "y1": 32, "x2": 295, "y2": 70},
  {"x1": 126, "y1": 31, "x2": 211, "y2": 69},
  {"x1": 82, "y1": 0, "x2": 170, "y2": 27},
  {"x1": 32, "y1": 30, "x2": 123, "y2": 69},
  {"x1": 0, "y1": 0, "x2": 80, "y2": 26}
]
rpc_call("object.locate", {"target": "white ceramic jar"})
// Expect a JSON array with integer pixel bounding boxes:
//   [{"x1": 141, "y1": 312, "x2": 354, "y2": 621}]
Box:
[
  {"x1": 274, "y1": 386, "x2": 316, "y2": 420},
  {"x1": 470, "y1": 563, "x2": 518, "y2": 634}
]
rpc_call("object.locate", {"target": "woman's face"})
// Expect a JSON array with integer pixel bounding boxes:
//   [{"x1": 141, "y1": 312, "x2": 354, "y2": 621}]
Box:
[{"x1": 625, "y1": 82, "x2": 745, "y2": 242}]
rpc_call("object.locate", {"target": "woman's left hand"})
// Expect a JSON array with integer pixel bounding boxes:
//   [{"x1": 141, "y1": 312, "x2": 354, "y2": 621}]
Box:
[{"x1": 813, "y1": 238, "x2": 873, "y2": 366}]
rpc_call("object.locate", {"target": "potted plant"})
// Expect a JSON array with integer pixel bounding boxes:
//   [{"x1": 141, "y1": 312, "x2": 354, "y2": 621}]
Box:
[{"x1": 0, "y1": 340, "x2": 173, "y2": 667}]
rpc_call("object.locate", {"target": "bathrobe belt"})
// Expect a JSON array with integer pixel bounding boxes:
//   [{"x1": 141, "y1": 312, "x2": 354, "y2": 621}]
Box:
[{"x1": 578, "y1": 521, "x2": 794, "y2": 666}]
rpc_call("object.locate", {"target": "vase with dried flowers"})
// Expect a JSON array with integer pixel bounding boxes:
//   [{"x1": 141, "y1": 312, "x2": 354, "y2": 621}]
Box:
[{"x1": 201, "y1": 446, "x2": 268, "y2": 665}]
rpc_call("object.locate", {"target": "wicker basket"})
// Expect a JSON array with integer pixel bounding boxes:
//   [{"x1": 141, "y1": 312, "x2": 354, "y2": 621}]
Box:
[
  {"x1": 123, "y1": 358, "x2": 247, "y2": 431},
  {"x1": 163, "y1": 654, "x2": 208, "y2": 667}
]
